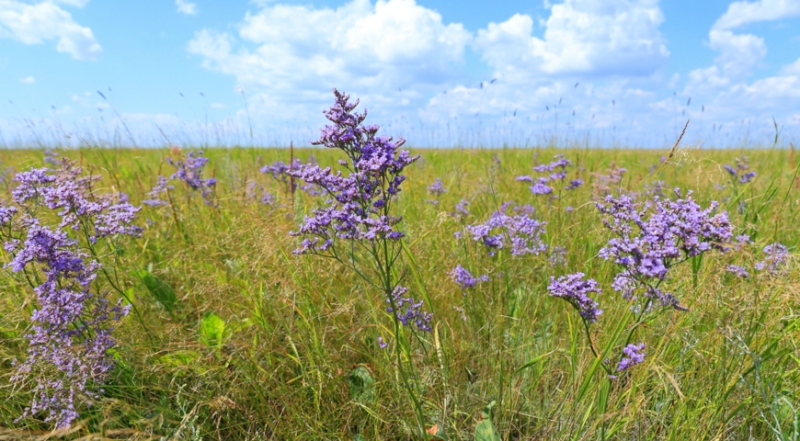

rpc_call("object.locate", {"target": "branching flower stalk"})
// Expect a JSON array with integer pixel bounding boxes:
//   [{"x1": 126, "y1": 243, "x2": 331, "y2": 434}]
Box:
[
  {"x1": 288, "y1": 89, "x2": 430, "y2": 438},
  {"x1": 1, "y1": 158, "x2": 143, "y2": 428},
  {"x1": 595, "y1": 189, "x2": 733, "y2": 369}
]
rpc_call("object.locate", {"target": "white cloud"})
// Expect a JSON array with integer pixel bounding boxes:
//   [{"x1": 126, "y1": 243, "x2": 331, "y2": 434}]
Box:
[
  {"x1": 779, "y1": 57, "x2": 800, "y2": 75},
  {"x1": 20, "y1": 75, "x2": 34, "y2": 84},
  {"x1": 52, "y1": 0, "x2": 91, "y2": 7},
  {"x1": 0, "y1": 0, "x2": 102, "y2": 60},
  {"x1": 708, "y1": 29, "x2": 767, "y2": 79},
  {"x1": 713, "y1": 0, "x2": 800, "y2": 30},
  {"x1": 175, "y1": 0, "x2": 197, "y2": 15},
  {"x1": 210, "y1": 102, "x2": 226, "y2": 109},
  {"x1": 188, "y1": 0, "x2": 471, "y2": 122},
  {"x1": 474, "y1": 0, "x2": 669, "y2": 79}
]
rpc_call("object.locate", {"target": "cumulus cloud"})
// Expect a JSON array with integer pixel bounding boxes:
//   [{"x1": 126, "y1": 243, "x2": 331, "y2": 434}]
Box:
[
  {"x1": 474, "y1": 0, "x2": 669, "y2": 79},
  {"x1": 779, "y1": 57, "x2": 800, "y2": 75},
  {"x1": 188, "y1": 0, "x2": 471, "y2": 121},
  {"x1": 175, "y1": 0, "x2": 196, "y2": 15},
  {"x1": 687, "y1": 0, "x2": 797, "y2": 93},
  {"x1": 708, "y1": 29, "x2": 767, "y2": 79},
  {"x1": 0, "y1": 0, "x2": 102, "y2": 60},
  {"x1": 713, "y1": 0, "x2": 800, "y2": 30},
  {"x1": 20, "y1": 75, "x2": 35, "y2": 84}
]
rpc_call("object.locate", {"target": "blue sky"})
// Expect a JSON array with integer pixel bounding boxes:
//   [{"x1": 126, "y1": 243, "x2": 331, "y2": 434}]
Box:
[{"x1": 1, "y1": 0, "x2": 799, "y2": 148}]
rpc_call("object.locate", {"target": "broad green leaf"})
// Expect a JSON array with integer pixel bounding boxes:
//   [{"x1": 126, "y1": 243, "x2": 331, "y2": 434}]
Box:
[
  {"x1": 157, "y1": 350, "x2": 202, "y2": 366},
  {"x1": 475, "y1": 401, "x2": 501, "y2": 441},
  {"x1": 348, "y1": 365, "x2": 375, "y2": 405},
  {"x1": 199, "y1": 312, "x2": 226, "y2": 348},
  {"x1": 134, "y1": 268, "x2": 177, "y2": 313}
]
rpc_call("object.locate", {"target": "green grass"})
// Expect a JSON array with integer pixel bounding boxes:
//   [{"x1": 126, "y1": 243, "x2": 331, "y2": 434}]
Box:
[{"x1": 0, "y1": 145, "x2": 798, "y2": 440}]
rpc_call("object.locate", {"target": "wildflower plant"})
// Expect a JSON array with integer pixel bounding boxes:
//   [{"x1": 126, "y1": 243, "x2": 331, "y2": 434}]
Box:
[
  {"x1": 288, "y1": 89, "x2": 431, "y2": 437},
  {"x1": 515, "y1": 154, "x2": 582, "y2": 196},
  {"x1": 723, "y1": 156, "x2": 757, "y2": 184},
  {"x1": 460, "y1": 202, "x2": 548, "y2": 257},
  {"x1": 260, "y1": 157, "x2": 321, "y2": 196},
  {"x1": 586, "y1": 188, "x2": 733, "y2": 375},
  {"x1": 425, "y1": 177, "x2": 447, "y2": 205},
  {"x1": 1, "y1": 158, "x2": 141, "y2": 428},
  {"x1": 167, "y1": 150, "x2": 217, "y2": 206}
]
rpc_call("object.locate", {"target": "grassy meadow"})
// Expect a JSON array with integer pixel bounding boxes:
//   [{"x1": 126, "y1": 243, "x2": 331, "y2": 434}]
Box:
[{"x1": 0, "y1": 144, "x2": 798, "y2": 440}]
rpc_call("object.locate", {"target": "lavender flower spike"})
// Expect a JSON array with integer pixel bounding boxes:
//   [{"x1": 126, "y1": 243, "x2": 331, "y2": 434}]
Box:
[
  {"x1": 618, "y1": 343, "x2": 646, "y2": 372},
  {"x1": 450, "y1": 265, "x2": 489, "y2": 291},
  {"x1": 427, "y1": 178, "x2": 447, "y2": 196},
  {"x1": 756, "y1": 243, "x2": 789, "y2": 274},
  {"x1": 547, "y1": 272, "x2": 603, "y2": 324}
]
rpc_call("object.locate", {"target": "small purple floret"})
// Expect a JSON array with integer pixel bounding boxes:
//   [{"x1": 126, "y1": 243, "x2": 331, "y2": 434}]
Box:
[
  {"x1": 547, "y1": 272, "x2": 603, "y2": 324},
  {"x1": 618, "y1": 343, "x2": 646, "y2": 372}
]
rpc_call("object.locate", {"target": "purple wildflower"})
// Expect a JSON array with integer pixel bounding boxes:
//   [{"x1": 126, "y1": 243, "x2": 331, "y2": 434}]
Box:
[
  {"x1": 566, "y1": 179, "x2": 584, "y2": 190},
  {"x1": 617, "y1": 343, "x2": 646, "y2": 372},
  {"x1": 0, "y1": 205, "x2": 18, "y2": 226},
  {"x1": 547, "y1": 273, "x2": 603, "y2": 324},
  {"x1": 289, "y1": 89, "x2": 419, "y2": 253},
  {"x1": 427, "y1": 178, "x2": 447, "y2": 196},
  {"x1": 142, "y1": 175, "x2": 173, "y2": 207},
  {"x1": 723, "y1": 156, "x2": 757, "y2": 184},
  {"x1": 167, "y1": 150, "x2": 217, "y2": 206},
  {"x1": 261, "y1": 157, "x2": 322, "y2": 195},
  {"x1": 450, "y1": 265, "x2": 489, "y2": 291},
  {"x1": 597, "y1": 189, "x2": 733, "y2": 309},
  {"x1": 453, "y1": 199, "x2": 470, "y2": 217},
  {"x1": 548, "y1": 245, "x2": 567, "y2": 267},
  {"x1": 755, "y1": 243, "x2": 789, "y2": 274},
  {"x1": 517, "y1": 154, "x2": 581, "y2": 196},
  {"x1": 592, "y1": 162, "x2": 627, "y2": 197},
  {"x1": 2, "y1": 160, "x2": 138, "y2": 429},
  {"x1": 529, "y1": 180, "x2": 553, "y2": 195},
  {"x1": 289, "y1": 89, "x2": 431, "y2": 333},
  {"x1": 386, "y1": 285, "x2": 432, "y2": 332},
  {"x1": 727, "y1": 264, "x2": 749, "y2": 278},
  {"x1": 462, "y1": 203, "x2": 548, "y2": 257}
]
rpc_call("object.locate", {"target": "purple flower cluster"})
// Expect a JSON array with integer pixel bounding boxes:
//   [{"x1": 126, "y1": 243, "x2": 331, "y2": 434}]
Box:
[
  {"x1": 548, "y1": 245, "x2": 567, "y2": 267},
  {"x1": 142, "y1": 175, "x2": 174, "y2": 207},
  {"x1": 726, "y1": 264, "x2": 749, "y2": 278},
  {"x1": 167, "y1": 150, "x2": 217, "y2": 206},
  {"x1": 1, "y1": 159, "x2": 139, "y2": 428},
  {"x1": 289, "y1": 89, "x2": 419, "y2": 254},
  {"x1": 451, "y1": 199, "x2": 470, "y2": 218},
  {"x1": 723, "y1": 156, "x2": 757, "y2": 184},
  {"x1": 425, "y1": 178, "x2": 447, "y2": 205},
  {"x1": 547, "y1": 273, "x2": 603, "y2": 324},
  {"x1": 386, "y1": 285, "x2": 432, "y2": 332},
  {"x1": 597, "y1": 189, "x2": 733, "y2": 309},
  {"x1": 617, "y1": 343, "x2": 646, "y2": 372},
  {"x1": 246, "y1": 181, "x2": 277, "y2": 206},
  {"x1": 756, "y1": 243, "x2": 789, "y2": 274},
  {"x1": 427, "y1": 178, "x2": 447, "y2": 196},
  {"x1": 11, "y1": 160, "x2": 143, "y2": 242},
  {"x1": 515, "y1": 154, "x2": 582, "y2": 195},
  {"x1": 461, "y1": 203, "x2": 548, "y2": 257},
  {"x1": 450, "y1": 265, "x2": 489, "y2": 291},
  {"x1": 592, "y1": 162, "x2": 627, "y2": 197},
  {"x1": 290, "y1": 90, "x2": 431, "y2": 335},
  {"x1": 260, "y1": 157, "x2": 322, "y2": 195}
]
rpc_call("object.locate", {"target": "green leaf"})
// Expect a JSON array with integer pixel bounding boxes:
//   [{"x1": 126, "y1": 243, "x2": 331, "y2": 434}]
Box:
[
  {"x1": 348, "y1": 365, "x2": 375, "y2": 405},
  {"x1": 511, "y1": 350, "x2": 555, "y2": 376},
  {"x1": 199, "y1": 312, "x2": 226, "y2": 348},
  {"x1": 134, "y1": 268, "x2": 177, "y2": 313},
  {"x1": 475, "y1": 401, "x2": 501, "y2": 441},
  {"x1": 157, "y1": 350, "x2": 202, "y2": 367}
]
